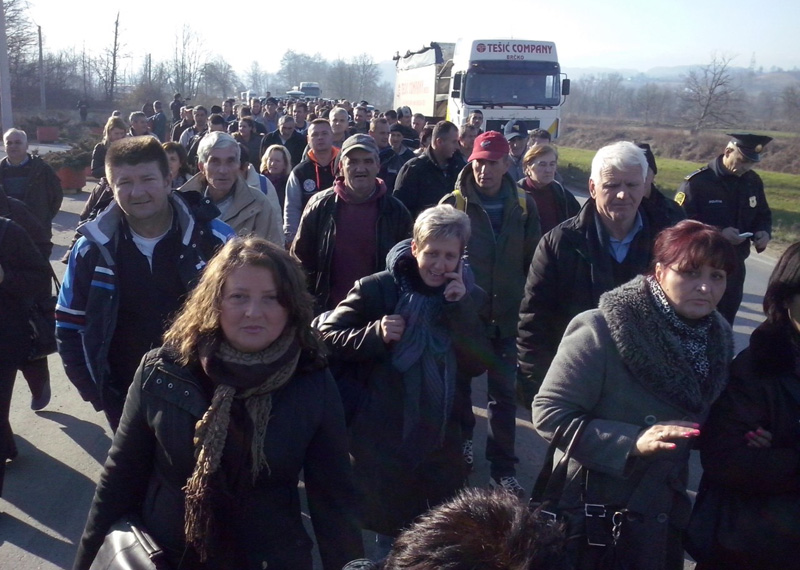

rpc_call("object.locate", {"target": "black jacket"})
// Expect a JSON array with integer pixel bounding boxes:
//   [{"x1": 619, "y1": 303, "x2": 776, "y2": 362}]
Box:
[
  {"x1": 73, "y1": 348, "x2": 363, "y2": 570},
  {"x1": 0, "y1": 154, "x2": 63, "y2": 238},
  {"x1": 0, "y1": 218, "x2": 51, "y2": 367},
  {"x1": 517, "y1": 200, "x2": 664, "y2": 397},
  {"x1": 318, "y1": 245, "x2": 490, "y2": 536},
  {"x1": 291, "y1": 184, "x2": 412, "y2": 314},
  {"x1": 261, "y1": 130, "x2": 307, "y2": 169},
  {"x1": 0, "y1": 188, "x2": 51, "y2": 258},
  {"x1": 697, "y1": 321, "x2": 800, "y2": 566},
  {"x1": 393, "y1": 148, "x2": 466, "y2": 219}
]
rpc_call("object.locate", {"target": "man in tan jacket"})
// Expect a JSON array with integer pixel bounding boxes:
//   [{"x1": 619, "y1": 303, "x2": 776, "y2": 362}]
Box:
[{"x1": 179, "y1": 132, "x2": 282, "y2": 246}]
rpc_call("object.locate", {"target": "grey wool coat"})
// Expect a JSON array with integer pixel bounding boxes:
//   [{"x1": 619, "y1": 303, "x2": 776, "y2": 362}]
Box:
[{"x1": 533, "y1": 276, "x2": 732, "y2": 570}]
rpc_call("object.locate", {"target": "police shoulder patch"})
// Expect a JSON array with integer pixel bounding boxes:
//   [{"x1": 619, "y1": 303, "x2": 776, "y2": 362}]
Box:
[
  {"x1": 684, "y1": 166, "x2": 707, "y2": 181},
  {"x1": 674, "y1": 192, "x2": 686, "y2": 207}
]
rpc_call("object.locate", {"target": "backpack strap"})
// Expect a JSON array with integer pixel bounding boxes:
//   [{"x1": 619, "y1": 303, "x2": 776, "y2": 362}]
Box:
[{"x1": 453, "y1": 188, "x2": 466, "y2": 212}]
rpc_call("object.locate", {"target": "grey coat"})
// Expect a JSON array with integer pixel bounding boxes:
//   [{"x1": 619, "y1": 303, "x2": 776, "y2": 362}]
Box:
[{"x1": 533, "y1": 276, "x2": 732, "y2": 570}]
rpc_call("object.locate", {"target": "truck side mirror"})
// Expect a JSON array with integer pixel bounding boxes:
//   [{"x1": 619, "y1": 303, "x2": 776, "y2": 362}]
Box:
[
  {"x1": 561, "y1": 78, "x2": 570, "y2": 96},
  {"x1": 451, "y1": 73, "x2": 462, "y2": 98}
]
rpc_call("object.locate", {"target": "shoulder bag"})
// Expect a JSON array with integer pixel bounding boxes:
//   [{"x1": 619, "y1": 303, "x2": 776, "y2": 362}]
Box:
[
  {"x1": 89, "y1": 516, "x2": 172, "y2": 570},
  {"x1": 529, "y1": 416, "x2": 630, "y2": 569}
]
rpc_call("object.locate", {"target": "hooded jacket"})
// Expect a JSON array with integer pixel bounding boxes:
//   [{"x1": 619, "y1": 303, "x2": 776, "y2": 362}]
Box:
[{"x1": 284, "y1": 148, "x2": 340, "y2": 244}]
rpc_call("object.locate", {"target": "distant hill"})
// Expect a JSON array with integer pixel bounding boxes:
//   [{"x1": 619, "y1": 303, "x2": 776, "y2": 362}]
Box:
[{"x1": 564, "y1": 65, "x2": 800, "y2": 93}]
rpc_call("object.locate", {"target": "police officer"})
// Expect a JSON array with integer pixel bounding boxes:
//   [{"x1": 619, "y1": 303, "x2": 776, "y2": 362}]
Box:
[{"x1": 675, "y1": 133, "x2": 773, "y2": 325}]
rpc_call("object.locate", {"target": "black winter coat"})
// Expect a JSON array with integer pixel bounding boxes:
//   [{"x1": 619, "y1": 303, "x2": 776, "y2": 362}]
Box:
[
  {"x1": 73, "y1": 348, "x2": 363, "y2": 570},
  {"x1": 0, "y1": 217, "x2": 51, "y2": 366},
  {"x1": 0, "y1": 154, "x2": 63, "y2": 237},
  {"x1": 392, "y1": 148, "x2": 466, "y2": 219},
  {"x1": 318, "y1": 251, "x2": 490, "y2": 536},
  {"x1": 697, "y1": 321, "x2": 800, "y2": 567},
  {"x1": 0, "y1": 188, "x2": 51, "y2": 258},
  {"x1": 517, "y1": 199, "x2": 663, "y2": 397}
]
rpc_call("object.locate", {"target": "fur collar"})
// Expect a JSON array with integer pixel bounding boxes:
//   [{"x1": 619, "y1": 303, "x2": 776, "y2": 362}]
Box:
[{"x1": 599, "y1": 276, "x2": 732, "y2": 413}]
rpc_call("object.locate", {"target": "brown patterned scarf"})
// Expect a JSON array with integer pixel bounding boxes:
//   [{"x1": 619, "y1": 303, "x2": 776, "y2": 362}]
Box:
[{"x1": 183, "y1": 328, "x2": 300, "y2": 561}]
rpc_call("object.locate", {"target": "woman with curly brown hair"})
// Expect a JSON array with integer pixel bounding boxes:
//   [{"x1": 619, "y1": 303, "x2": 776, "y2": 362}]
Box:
[{"x1": 73, "y1": 237, "x2": 363, "y2": 570}]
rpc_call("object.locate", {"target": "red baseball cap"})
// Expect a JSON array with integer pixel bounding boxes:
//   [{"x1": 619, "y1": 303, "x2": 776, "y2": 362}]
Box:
[{"x1": 469, "y1": 130, "x2": 510, "y2": 161}]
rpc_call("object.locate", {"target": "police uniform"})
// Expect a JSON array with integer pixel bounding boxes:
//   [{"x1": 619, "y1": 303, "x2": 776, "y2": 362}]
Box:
[{"x1": 675, "y1": 134, "x2": 772, "y2": 325}]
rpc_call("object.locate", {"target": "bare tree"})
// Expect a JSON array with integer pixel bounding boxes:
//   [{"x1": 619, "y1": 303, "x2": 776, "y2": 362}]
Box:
[
  {"x1": 326, "y1": 58, "x2": 355, "y2": 100},
  {"x1": 681, "y1": 54, "x2": 741, "y2": 133},
  {"x1": 3, "y1": 0, "x2": 35, "y2": 74},
  {"x1": 350, "y1": 53, "x2": 380, "y2": 102},
  {"x1": 202, "y1": 58, "x2": 239, "y2": 99},
  {"x1": 170, "y1": 25, "x2": 205, "y2": 99},
  {"x1": 246, "y1": 61, "x2": 266, "y2": 94},
  {"x1": 95, "y1": 12, "x2": 122, "y2": 103}
]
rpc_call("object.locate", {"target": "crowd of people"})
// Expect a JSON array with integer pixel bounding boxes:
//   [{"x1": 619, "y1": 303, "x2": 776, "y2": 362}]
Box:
[{"x1": 0, "y1": 91, "x2": 793, "y2": 570}]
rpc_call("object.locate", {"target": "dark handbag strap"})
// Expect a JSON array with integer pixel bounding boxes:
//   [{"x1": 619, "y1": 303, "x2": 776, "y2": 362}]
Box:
[
  {"x1": 47, "y1": 263, "x2": 61, "y2": 296},
  {"x1": 530, "y1": 415, "x2": 590, "y2": 505}
]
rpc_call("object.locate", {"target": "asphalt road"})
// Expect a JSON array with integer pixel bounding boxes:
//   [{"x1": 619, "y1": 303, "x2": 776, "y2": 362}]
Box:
[{"x1": 0, "y1": 180, "x2": 776, "y2": 569}]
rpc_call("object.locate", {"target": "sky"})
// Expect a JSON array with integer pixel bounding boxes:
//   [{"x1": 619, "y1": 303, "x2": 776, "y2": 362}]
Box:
[{"x1": 26, "y1": 0, "x2": 800, "y2": 83}]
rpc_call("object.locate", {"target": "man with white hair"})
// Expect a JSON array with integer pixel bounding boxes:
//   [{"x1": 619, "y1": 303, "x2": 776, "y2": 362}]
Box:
[
  {"x1": 179, "y1": 132, "x2": 282, "y2": 245},
  {"x1": 1, "y1": 128, "x2": 62, "y2": 243},
  {"x1": 517, "y1": 141, "x2": 671, "y2": 403}
]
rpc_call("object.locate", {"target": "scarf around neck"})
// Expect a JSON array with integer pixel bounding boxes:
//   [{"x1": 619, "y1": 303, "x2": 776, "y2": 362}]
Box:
[
  {"x1": 598, "y1": 276, "x2": 731, "y2": 414},
  {"x1": 389, "y1": 241, "x2": 455, "y2": 466},
  {"x1": 184, "y1": 329, "x2": 300, "y2": 561}
]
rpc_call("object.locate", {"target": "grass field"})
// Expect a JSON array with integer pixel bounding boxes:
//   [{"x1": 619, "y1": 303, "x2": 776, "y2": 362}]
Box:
[{"x1": 558, "y1": 147, "x2": 800, "y2": 246}]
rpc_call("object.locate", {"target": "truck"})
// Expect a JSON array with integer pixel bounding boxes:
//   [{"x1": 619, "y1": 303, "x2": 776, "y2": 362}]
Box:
[
  {"x1": 298, "y1": 82, "x2": 321, "y2": 99},
  {"x1": 393, "y1": 39, "x2": 569, "y2": 137}
]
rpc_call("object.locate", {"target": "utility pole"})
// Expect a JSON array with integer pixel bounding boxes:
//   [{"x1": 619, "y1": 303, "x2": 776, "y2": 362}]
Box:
[
  {"x1": 38, "y1": 25, "x2": 45, "y2": 111},
  {"x1": 0, "y1": 0, "x2": 14, "y2": 131}
]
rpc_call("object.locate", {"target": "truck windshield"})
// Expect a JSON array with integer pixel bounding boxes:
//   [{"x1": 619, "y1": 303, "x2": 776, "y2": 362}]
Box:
[{"x1": 464, "y1": 61, "x2": 561, "y2": 107}]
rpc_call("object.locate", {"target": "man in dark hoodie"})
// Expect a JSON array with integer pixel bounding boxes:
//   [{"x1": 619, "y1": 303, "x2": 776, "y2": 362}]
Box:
[{"x1": 292, "y1": 134, "x2": 412, "y2": 314}]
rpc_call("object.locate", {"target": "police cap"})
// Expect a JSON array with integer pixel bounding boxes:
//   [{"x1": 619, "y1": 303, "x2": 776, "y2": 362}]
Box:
[{"x1": 727, "y1": 133, "x2": 773, "y2": 162}]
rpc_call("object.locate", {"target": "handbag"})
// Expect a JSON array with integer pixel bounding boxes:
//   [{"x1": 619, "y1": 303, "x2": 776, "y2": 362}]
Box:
[
  {"x1": 529, "y1": 416, "x2": 629, "y2": 568},
  {"x1": 89, "y1": 516, "x2": 172, "y2": 570},
  {"x1": 27, "y1": 265, "x2": 60, "y2": 362}
]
